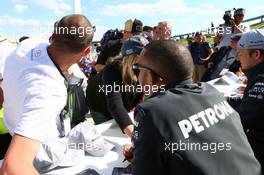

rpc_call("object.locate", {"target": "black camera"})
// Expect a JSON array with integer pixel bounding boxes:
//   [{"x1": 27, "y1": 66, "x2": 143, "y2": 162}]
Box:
[
  {"x1": 223, "y1": 8, "x2": 236, "y2": 25},
  {"x1": 100, "y1": 29, "x2": 123, "y2": 50}
]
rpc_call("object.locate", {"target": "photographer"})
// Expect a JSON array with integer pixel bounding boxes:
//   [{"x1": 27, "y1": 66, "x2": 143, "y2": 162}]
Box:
[{"x1": 217, "y1": 8, "x2": 250, "y2": 49}]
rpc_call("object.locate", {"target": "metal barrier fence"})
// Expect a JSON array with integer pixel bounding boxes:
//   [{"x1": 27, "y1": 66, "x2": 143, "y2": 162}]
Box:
[{"x1": 172, "y1": 15, "x2": 264, "y2": 40}]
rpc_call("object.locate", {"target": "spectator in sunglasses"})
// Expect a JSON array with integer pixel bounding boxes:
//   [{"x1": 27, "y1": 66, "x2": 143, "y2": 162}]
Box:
[
  {"x1": 124, "y1": 40, "x2": 262, "y2": 175},
  {"x1": 230, "y1": 8, "x2": 249, "y2": 34}
]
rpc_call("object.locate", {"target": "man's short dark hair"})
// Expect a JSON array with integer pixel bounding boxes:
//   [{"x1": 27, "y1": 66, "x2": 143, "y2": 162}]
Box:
[
  {"x1": 234, "y1": 8, "x2": 245, "y2": 15},
  {"x1": 53, "y1": 14, "x2": 94, "y2": 53},
  {"x1": 19, "y1": 36, "x2": 29, "y2": 43},
  {"x1": 143, "y1": 26, "x2": 153, "y2": 32},
  {"x1": 143, "y1": 40, "x2": 194, "y2": 81},
  {"x1": 195, "y1": 32, "x2": 202, "y2": 37}
]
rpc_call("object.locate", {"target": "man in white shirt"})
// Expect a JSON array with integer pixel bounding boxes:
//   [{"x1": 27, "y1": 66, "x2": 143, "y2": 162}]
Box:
[
  {"x1": 217, "y1": 8, "x2": 250, "y2": 49},
  {"x1": 0, "y1": 14, "x2": 94, "y2": 175}
]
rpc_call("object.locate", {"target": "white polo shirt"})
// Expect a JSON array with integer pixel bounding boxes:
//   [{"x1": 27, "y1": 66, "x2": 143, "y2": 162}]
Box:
[
  {"x1": 218, "y1": 23, "x2": 250, "y2": 49},
  {"x1": 3, "y1": 39, "x2": 67, "y2": 142}
]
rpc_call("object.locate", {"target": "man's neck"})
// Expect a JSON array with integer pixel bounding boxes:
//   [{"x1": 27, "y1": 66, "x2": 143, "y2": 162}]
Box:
[
  {"x1": 47, "y1": 45, "x2": 79, "y2": 72},
  {"x1": 234, "y1": 20, "x2": 241, "y2": 26}
]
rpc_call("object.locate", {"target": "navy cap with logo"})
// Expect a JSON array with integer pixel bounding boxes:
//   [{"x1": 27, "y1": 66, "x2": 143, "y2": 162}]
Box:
[{"x1": 121, "y1": 35, "x2": 149, "y2": 57}]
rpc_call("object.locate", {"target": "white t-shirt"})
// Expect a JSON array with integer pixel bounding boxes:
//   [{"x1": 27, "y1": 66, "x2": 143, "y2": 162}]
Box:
[
  {"x1": 218, "y1": 23, "x2": 250, "y2": 48},
  {"x1": 3, "y1": 39, "x2": 67, "y2": 143},
  {"x1": 0, "y1": 37, "x2": 16, "y2": 80}
]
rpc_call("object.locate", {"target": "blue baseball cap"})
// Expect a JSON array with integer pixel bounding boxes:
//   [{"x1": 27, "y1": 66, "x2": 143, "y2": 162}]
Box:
[
  {"x1": 121, "y1": 35, "x2": 149, "y2": 57},
  {"x1": 237, "y1": 29, "x2": 264, "y2": 50}
]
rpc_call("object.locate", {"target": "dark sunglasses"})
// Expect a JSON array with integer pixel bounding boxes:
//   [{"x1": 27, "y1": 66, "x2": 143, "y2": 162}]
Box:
[
  {"x1": 132, "y1": 63, "x2": 165, "y2": 80},
  {"x1": 235, "y1": 13, "x2": 244, "y2": 17}
]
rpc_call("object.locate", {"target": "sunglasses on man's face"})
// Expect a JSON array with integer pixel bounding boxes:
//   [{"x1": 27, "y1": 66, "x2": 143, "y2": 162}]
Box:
[
  {"x1": 235, "y1": 13, "x2": 244, "y2": 17},
  {"x1": 132, "y1": 63, "x2": 165, "y2": 80}
]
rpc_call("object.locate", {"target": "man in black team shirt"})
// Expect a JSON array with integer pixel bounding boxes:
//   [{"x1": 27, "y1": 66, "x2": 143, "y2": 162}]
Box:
[
  {"x1": 236, "y1": 29, "x2": 264, "y2": 171},
  {"x1": 125, "y1": 40, "x2": 262, "y2": 175}
]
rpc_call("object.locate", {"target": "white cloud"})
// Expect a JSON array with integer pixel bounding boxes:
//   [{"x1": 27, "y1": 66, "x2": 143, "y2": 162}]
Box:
[
  {"x1": 33, "y1": 0, "x2": 72, "y2": 15},
  {"x1": 11, "y1": 0, "x2": 72, "y2": 15},
  {"x1": 87, "y1": 0, "x2": 232, "y2": 37},
  {"x1": 0, "y1": 16, "x2": 53, "y2": 40},
  {"x1": 0, "y1": 16, "x2": 106, "y2": 41},
  {"x1": 93, "y1": 25, "x2": 109, "y2": 41},
  {"x1": 0, "y1": 16, "x2": 40, "y2": 26},
  {"x1": 11, "y1": 0, "x2": 28, "y2": 3},
  {"x1": 246, "y1": 6, "x2": 264, "y2": 17},
  {"x1": 101, "y1": 0, "x2": 188, "y2": 16},
  {"x1": 14, "y1": 4, "x2": 28, "y2": 12},
  {"x1": 100, "y1": 0, "x2": 222, "y2": 17},
  {"x1": 98, "y1": 0, "x2": 224, "y2": 35}
]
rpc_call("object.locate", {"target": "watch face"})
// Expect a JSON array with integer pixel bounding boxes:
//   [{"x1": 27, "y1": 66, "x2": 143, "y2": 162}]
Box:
[{"x1": 76, "y1": 168, "x2": 100, "y2": 175}]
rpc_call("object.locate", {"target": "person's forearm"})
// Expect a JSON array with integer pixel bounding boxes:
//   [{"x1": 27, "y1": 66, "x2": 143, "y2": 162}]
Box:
[
  {"x1": 1, "y1": 162, "x2": 39, "y2": 175},
  {"x1": 207, "y1": 52, "x2": 213, "y2": 60},
  {"x1": 1, "y1": 134, "x2": 41, "y2": 175},
  {"x1": 123, "y1": 124, "x2": 134, "y2": 138},
  {"x1": 205, "y1": 49, "x2": 214, "y2": 61},
  {"x1": 94, "y1": 64, "x2": 105, "y2": 72},
  {"x1": 202, "y1": 54, "x2": 213, "y2": 62},
  {"x1": 105, "y1": 93, "x2": 133, "y2": 132}
]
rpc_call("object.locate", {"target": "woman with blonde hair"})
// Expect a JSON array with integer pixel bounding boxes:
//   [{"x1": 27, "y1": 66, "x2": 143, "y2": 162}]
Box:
[{"x1": 86, "y1": 35, "x2": 148, "y2": 137}]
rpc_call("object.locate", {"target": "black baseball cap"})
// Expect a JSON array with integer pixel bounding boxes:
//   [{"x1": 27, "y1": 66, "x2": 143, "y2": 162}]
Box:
[{"x1": 131, "y1": 19, "x2": 143, "y2": 33}]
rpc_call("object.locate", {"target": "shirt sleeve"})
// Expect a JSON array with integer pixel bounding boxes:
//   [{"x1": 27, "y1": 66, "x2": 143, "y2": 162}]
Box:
[
  {"x1": 96, "y1": 50, "x2": 108, "y2": 65},
  {"x1": 102, "y1": 64, "x2": 132, "y2": 131},
  {"x1": 242, "y1": 23, "x2": 250, "y2": 33},
  {"x1": 14, "y1": 69, "x2": 66, "y2": 143},
  {"x1": 238, "y1": 77, "x2": 264, "y2": 131},
  {"x1": 207, "y1": 42, "x2": 212, "y2": 49},
  {"x1": 132, "y1": 106, "x2": 165, "y2": 175}
]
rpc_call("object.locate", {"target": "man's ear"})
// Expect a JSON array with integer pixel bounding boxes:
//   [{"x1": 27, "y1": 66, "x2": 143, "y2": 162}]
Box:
[
  {"x1": 151, "y1": 71, "x2": 165, "y2": 86},
  {"x1": 254, "y1": 50, "x2": 263, "y2": 62},
  {"x1": 150, "y1": 72, "x2": 159, "y2": 85},
  {"x1": 49, "y1": 33, "x2": 55, "y2": 43},
  {"x1": 82, "y1": 46, "x2": 91, "y2": 57}
]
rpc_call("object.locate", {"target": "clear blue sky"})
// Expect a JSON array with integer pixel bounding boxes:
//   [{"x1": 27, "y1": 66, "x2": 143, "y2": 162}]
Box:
[{"x1": 0, "y1": 0, "x2": 263, "y2": 41}]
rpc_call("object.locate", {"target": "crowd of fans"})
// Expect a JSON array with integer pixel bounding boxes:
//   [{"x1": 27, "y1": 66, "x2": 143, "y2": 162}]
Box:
[{"x1": 0, "y1": 7, "x2": 263, "y2": 175}]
